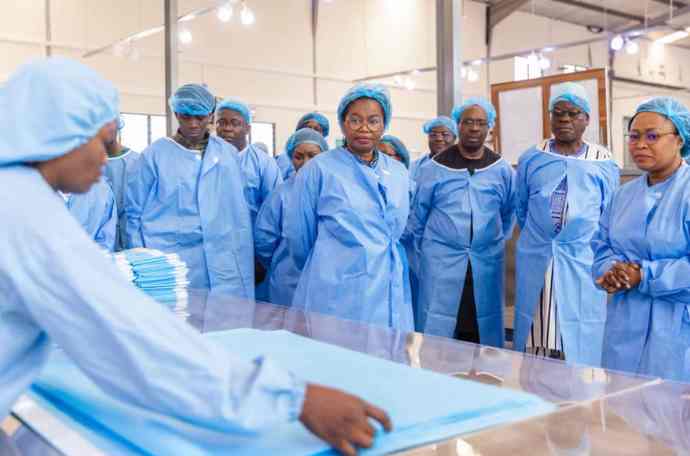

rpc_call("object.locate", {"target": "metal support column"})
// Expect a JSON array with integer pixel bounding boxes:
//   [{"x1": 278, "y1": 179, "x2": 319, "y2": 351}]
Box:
[
  {"x1": 44, "y1": 0, "x2": 52, "y2": 57},
  {"x1": 436, "y1": 0, "x2": 463, "y2": 116},
  {"x1": 164, "y1": 0, "x2": 179, "y2": 136}
]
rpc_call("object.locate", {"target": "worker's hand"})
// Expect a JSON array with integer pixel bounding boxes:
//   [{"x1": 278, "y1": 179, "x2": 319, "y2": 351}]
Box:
[
  {"x1": 613, "y1": 262, "x2": 641, "y2": 289},
  {"x1": 596, "y1": 262, "x2": 625, "y2": 293},
  {"x1": 299, "y1": 383, "x2": 392, "y2": 456}
]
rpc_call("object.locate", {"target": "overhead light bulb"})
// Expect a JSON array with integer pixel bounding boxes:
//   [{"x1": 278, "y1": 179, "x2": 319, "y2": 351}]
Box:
[
  {"x1": 178, "y1": 29, "x2": 193, "y2": 44},
  {"x1": 467, "y1": 69, "x2": 479, "y2": 82},
  {"x1": 460, "y1": 66, "x2": 468, "y2": 79},
  {"x1": 404, "y1": 77, "x2": 416, "y2": 90},
  {"x1": 539, "y1": 55, "x2": 551, "y2": 70},
  {"x1": 610, "y1": 34, "x2": 624, "y2": 51},
  {"x1": 625, "y1": 39, "x2": 639, "y2": 55},
  {"x1": 655, "y1": 30, "x2": 689, "y2": 44},
  {"x1": 217, "y1": 4, "x2": 233, "y2": 22},
  {"x1": 240, "y1": 4, "x2": 255, "y2": 26},
  {"x1": 411, "y1": 69, "x2": 421, "y2": 76}
]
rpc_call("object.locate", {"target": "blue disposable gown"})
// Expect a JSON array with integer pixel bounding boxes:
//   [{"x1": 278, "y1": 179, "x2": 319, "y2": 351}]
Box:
[
  {"x1": 0, "y1": 164, "x2": 305, "y2": 432},
  {"x1": 514, "y1": 143, "x2": 619, "y2": 366},
  {"x1": 410, "y1": 153, "x2": 432, "y2": 182},
  {"x1": 275, "y1": 152, "x2": 295, "y2": 181},
  {"x1": 125, "y1": 137, "x2": 254, "y2": 297},
  {"x1": 254, "y1": 177, "x2": 301, "y2": 306},
  {"x1": 406, "y1": 158, "x2": 515, "y2": 346},
  {"x1": 104, "y1": 149, "x2": 140, "y2": 251},
  {"x1": 285, "y1": 148, "x2": 414, "y2": 331},
  {"x1": 239, "y1": 144, "x2": 283, "y2": 225},
  {"x1": 64, "y1": 178, "x2": 117, "y2": 252},
  {"x1": 592, "y1": 163, "x2": 690, "y2": 381}
]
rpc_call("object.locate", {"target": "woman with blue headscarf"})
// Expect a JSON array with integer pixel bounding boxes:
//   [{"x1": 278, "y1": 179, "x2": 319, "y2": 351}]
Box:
[
  {"x1": 0, "y1": 58, "x2": 392, "y2": 455},
  {"x1": 410, "y1": 116, "x2": 458, "y2": 181},
  {"x1": 276, "y1": 112, "x2": 331, "y2": 180},
  {"x1": 126, "y1": 85, "x2": 255, "y2": 298},
  {"x1": 592, "y1": 97, "x2": 690, "y2": 381},
  {"x1": 405, "y1": 97, "x2": 515, "y2": 347},
  {"x1": 379, "y1": 135, "x2": 411, "y2": 169},
  {"x1": 254, "y1": 128, "x2": 329, "y2": 306},
  {"x1": 513, "y1": 82, "x2": 619, "y2": 366},
  {"x1": 285, "y1": 84, "x2": 414, "y2": 330}
]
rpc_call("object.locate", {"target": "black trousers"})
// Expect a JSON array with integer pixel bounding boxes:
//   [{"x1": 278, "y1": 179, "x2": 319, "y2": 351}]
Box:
[{"x1": 453, "y1": 262, "x2": 480, "y2": 343}]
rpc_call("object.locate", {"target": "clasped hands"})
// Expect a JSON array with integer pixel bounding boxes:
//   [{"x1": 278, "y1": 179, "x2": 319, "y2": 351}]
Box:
[{"x1": 595, "y1": 261, "x2": 642, "y2": 294}]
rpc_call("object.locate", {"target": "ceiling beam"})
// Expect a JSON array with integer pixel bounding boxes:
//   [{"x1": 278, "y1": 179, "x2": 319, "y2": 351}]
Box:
[
  {"x1": 489, "y1": 0, "x2": 530, "y2": 29},
  {"x1": 650, "y1": 0, "x2": 688, "y2": 10},
  {"x1": 549, "y1": 0, "x2": 645, "y2": 23}
]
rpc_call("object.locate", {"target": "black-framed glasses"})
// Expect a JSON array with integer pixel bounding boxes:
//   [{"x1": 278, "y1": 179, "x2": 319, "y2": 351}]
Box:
[
  {"x1": 551, "y1": 109, "x2": 585, "y2": 120},
  {"x1": 460, "y1": 119, "x2": 488, "y2": 128},
  {"x1": 625, "y1": 130, "x2": 677, "y2": 145},
  {"x1": 428, "y1": 131, "x2": 455, "y2": 140}
]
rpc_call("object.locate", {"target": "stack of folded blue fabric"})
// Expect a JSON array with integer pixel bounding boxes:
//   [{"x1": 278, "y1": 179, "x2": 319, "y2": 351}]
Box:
[{"x1": 110, "y1": 248, "x2": 190, "y2": 317}]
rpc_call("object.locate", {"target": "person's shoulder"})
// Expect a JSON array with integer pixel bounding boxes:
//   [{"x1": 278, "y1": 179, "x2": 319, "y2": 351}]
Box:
[{"x1": 0, "y1": 166, "x2": 65, "y2": 228}]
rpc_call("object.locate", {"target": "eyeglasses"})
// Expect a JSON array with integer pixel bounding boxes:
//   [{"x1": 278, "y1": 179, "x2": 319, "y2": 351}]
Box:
[
  {"x1": 216, "y1": 118, "x2": 244, "y2": 128},
  {"x1": 460, "y1": 119, "x2": 488, "y2": 128},
  {"x1": 428, "y1": 131, "x2": 455, "y2": 140},
  {"x1": 625, "y1": 130, "x2": 677, "y2": 145},
  {"x1": 551, "y1": 109, "x2": 585, "y2": 120},
  {"x1": 345, "y1": 115, "x2": 384, "y2": 131}
]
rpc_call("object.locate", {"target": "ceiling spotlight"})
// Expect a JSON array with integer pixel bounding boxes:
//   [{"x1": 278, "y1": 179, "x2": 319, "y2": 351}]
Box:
[
  {"x1": 240, "y1": 4, "x2": 255, "y2": 26},
  {"x1": 625, "y1": 39, "x2": 639, "y2": 55},
  {"x1": 217, "y1": 4, "x2": 233, "y2": 22},
  {"x1": 610, "y1": 34, "x2": 624, "y2": 51},
  {"x1": 404, "y1": 77, "x2": 416, "y2": 91},
  {"x1": 178, "y1": 29, "x2": 193, "y2": 44},
  {"x1": 411, "y1": 69, "x2": 421, "y2": 76},
  {"x1": 471, "y1": 59, "x2": 483, "y2": 66},
  {"x1": 586, "y1": 25, "x2": 604, "y2": 34}
]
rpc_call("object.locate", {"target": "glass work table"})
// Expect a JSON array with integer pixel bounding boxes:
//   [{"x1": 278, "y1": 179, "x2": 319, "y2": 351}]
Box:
[{"x1": 4, "y1": 290, "x2": 687, "y2": 455}]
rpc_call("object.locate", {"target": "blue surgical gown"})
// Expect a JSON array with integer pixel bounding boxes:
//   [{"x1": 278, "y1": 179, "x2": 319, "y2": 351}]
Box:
[
  {"x1": 104, "y1": 148, "x2": 140, "y2": 251},
  {"x1": 410, "y1": 153, "x2": 432, "y2": 182},
  {"x1": 285, "y1": 147, "x2": 414, "y2": 331},
  {"x1": 64, "y1": 178, "x2": 117, "y2": 252},
  {"x1": 275, "y1": 152, "x2": 295, "y2": 181},
  {"x1": 239, "y1": 144, "x2": 283, "y2": 225},
  {"x1": 125, "y1": 137, "x2": 255, "y2": 297},
  {"x1": 0, "y1": 164, "x2": 305, "y2": 432},
  {"x1": 254, "y1": 177, "x2": 301, "y2": 307},
  {"x1": 513, "y1": 143, "x2": 619, "y2": 366},
  {"x1": 592, "y1": 162, "x2": 690, "y2": 381},
  {"x1": 406, "y1": 159, "x2": 515, "y2": 346}
]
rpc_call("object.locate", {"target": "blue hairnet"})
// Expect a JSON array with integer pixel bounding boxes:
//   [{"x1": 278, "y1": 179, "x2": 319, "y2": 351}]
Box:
[
  {"x1": 381, "y1": 134, "x2": 410, "y2": 169},
  {"x1": 549, "y1": 82, "x2": 591, "y2": 115},
  {"x1": 169, "y1": 83, "x2": 215, "y2": 116},
  {"x1": 337, "y1": 83, "x2": 392, "y2": 130},
  {"x1": 286, "y1": 128, "x2": 329, "y2": 159},
  {"x1": 216, "y1": 97, "x2": 252, "y2": 124},
  {"x1": 296, "y1": 112, "x2": 331, "y2": 138},
  {"x1": 632, "y1": 96, "x2": 690, "y2": 157},
  {"x1": 451, "y1": 97, "x2": 497, "y2": 129},
  {"x1": 0, "y1": 57, "x2": 118, "y2": 165},
  {"x1": 423, "y1": 116, "x2": 458, "y2": 138}
]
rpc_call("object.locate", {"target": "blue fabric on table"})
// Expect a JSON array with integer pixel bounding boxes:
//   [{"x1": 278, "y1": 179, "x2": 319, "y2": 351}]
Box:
[{"x1": 31, "y1": 329, "x2": 555, "y2": 455}]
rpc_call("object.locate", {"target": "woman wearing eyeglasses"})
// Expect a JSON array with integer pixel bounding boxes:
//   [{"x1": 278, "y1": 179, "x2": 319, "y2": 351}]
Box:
[
  {"x1": 592, "y1": 97, "x2": 690, "y2": 381},
  {"x1": 406, "y1": 97, "x2": 515, "y2": 347},
  {"x1": 284, "y1": 83, "x2": 413, "y2": 331},
  {"x1": 513, "y1": 82, "x2": 620, "y2": 366}
]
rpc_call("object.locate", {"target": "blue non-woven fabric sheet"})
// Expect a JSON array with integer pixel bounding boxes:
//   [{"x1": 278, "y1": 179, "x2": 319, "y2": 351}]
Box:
[{"x1": 30, "y1": 329, "x2": 555, "y2": 455}]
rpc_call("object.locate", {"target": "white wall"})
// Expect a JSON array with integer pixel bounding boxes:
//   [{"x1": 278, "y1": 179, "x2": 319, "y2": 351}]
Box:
[{"x1": 2, "y1": 0, "x2": 689, "y2": 164}]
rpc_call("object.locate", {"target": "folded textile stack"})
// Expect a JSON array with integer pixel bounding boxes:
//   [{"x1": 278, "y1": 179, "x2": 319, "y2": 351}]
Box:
[{"x1": 110, "y1": 248, "x2": 190, "y2": 317}]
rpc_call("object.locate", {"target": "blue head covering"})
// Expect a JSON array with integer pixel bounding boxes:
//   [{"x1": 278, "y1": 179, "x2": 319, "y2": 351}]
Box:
[
  {"x1": 423, "y1": 116, "x2": 458, "y2": 138},
  {"x1": 337, "y1": 83, "x2": 392, "y2": 130},
  {"x1": 451, "y1": 97, "x2": 497, "y2": 129},
  {"x1": 286, "y1": 128, "x2": 329, "y2": 159},
  {"x1": 549, "y1": 82, "x2": 591, "y2": 115},
  {"x1": 632, "y1": 96, "x2": 690, "y2": 157},
  {"x1": 381, "y1": 134, "x2": 410, "y2": 169},
  {"x1": 216, "y1": 97, "x2": 252, "y2": 124},
  {"x1": 296, "y1": 112, "x2": 331, "y2": 138},
  {"x1": 168, "y1": 83, "x2": 215, "y2": 116},
  {"x1": 0, "y1": 57, "x2": 118, "y2": 165}
]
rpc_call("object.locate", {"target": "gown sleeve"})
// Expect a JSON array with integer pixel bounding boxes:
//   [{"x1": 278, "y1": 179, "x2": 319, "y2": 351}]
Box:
[
  {"x1": 285, "y1": 161, "x2": 321, "y2": 270},
  {"x1": 124, "y1": 149, "x2": 155, "y2": 248},
  {"x1": 254, "y1": 185, "x2": 285, "y2": 270}
]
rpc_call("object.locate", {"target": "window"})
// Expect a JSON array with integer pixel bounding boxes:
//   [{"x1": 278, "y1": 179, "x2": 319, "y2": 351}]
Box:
[
  {"x1": 514, "y1": 56, "x2": 542, "y2": 81},
  {"x1": 119, "y1": 113, "x2": 167, "y2": 151},
  {"x1": 560, "y1": 64, "x2": 588, "y2": 74},
  {"x1": 250, "y1": 121, "x2": 276, "y2": 156}
]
